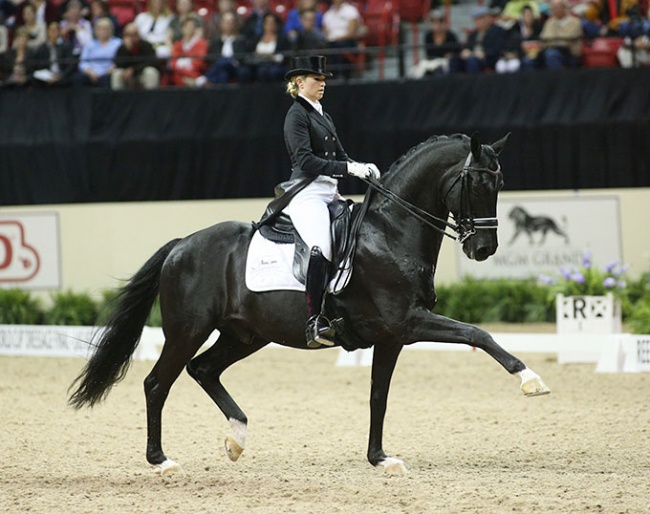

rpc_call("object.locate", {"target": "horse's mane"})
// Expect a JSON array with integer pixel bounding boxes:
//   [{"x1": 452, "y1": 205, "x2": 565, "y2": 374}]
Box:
[{"x1": 386, "y1": 133, "x2": 469, "y2": 175}]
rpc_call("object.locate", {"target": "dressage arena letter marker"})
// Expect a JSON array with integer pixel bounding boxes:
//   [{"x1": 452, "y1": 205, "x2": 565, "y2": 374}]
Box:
[
  {"x1": 638, "y1": 338, "x2": 650, "y2": 371},
  {"x1": 557, "y1": 294, "x2": 622, "y2": 334}
]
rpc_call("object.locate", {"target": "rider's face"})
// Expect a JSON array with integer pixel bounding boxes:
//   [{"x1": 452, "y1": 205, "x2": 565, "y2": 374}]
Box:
[{"x1": 298, "y1": 74, "x2": 326, "y2": 103}]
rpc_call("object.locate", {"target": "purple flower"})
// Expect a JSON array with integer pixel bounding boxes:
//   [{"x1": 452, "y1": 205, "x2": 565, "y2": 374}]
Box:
[
  {"x1": 604, "y1": 259, "x2": 620, "y2": 274},
  {"x1": 617, "y1": 280, "x2": 627, "y2": 289},
  {"x1": 581, "y1": 249, "x2": 592, "y2": 269},
  {"x1": 603, "y1": 277, "x2": 616, "y2": 289},
  {"x1": 539, "y1": 274, "x2": 556, "y2": 286},
  {"x1": 559, "y1": 266, "x2": 573, "y2": 280},
  {"x1": 570, "y1": 272, "x2": 585, "y2": 284}
]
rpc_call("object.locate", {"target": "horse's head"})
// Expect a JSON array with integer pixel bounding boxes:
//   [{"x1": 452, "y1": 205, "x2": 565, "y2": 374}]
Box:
[
  {"x1": 444, "y1": 133, "x2": 508, "y2": 262},
  {"x1": 508, "y1": 206, "x2": 526, "y2": 223}
]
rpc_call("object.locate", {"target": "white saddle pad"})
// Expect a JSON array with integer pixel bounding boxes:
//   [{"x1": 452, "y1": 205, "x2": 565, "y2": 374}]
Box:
[{"x1": 245, "y1": 231, "x2": 351, "y2": 293}]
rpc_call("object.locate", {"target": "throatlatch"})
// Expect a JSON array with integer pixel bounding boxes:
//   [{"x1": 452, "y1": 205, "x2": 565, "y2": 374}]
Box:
[{"x1": 305, "y1": 246, "x2": 335, "y2": 348}]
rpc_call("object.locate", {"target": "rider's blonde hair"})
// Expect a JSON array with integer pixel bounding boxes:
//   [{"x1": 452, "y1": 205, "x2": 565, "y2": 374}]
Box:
[{"x1": 286, "y1": 76, "x2": 305, "y2": 98}]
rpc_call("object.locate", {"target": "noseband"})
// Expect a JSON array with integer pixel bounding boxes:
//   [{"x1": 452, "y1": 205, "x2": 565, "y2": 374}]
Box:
[{"x1": 362, "y1": 151, "x2": 502, "y2": 243}]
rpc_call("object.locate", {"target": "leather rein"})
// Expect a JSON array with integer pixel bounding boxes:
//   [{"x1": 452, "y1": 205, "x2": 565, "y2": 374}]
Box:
[{"x1": 361, "y1": 152, "x2": 503, "y2": 244}]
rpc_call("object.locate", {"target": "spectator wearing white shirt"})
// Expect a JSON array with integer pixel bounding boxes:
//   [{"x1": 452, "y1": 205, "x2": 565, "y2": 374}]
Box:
[
  {"x1": 134, "y1": 0, "x2": 174, "y2": 58},
  {"x1": 322, "y1": 0, "x2": 361, "y2": 78}
]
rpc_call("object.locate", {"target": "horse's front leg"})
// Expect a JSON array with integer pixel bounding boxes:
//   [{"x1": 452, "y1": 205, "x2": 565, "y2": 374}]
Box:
[
  {"x1": 368, "y1": 343, "x2": 408, "y2": 475},
  {"x1": 405, "y1": 308, "x2": 550, "y2": 397}
]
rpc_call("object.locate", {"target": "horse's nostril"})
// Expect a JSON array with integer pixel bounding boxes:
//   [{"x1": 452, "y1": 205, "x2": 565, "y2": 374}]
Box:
[{"x1": 475, "y1": 246, "x2": 492, "y2": 260}]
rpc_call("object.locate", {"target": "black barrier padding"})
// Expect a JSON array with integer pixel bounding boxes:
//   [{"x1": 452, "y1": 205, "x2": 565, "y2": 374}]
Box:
[{"x1": 1, "y1": 67, "x2": 649, "y2": 206}]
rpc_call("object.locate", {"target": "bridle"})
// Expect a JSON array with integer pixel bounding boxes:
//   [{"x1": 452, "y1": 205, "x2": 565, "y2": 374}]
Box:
[{"x1": 361, "y1": 151, "x2": 503, "y2": 243}]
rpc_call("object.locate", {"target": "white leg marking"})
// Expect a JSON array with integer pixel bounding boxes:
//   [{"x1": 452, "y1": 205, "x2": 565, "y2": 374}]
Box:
[
  {"x1": 224, "y1": 418, "x2": 247, "y2": 462},
  {"x1": 155, "y1": 458, "x2": 183, "y2": 475},
  {"x1": 517, "y1": 367, "x2": 551, "y2": 397},
  {"x1": 377, "y1": 457, "x2": 408, "y2": 476}
]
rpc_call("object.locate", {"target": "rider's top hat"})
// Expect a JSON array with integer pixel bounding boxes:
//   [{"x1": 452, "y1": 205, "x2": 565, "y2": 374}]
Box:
[{"x1": 284, "y1": 55, "x2": 333, "y2": 81}]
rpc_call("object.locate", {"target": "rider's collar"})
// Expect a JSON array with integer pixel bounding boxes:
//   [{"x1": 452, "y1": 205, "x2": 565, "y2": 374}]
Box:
[{"x1": 298, "y1": 94, "x2": 323, "y2": 116}]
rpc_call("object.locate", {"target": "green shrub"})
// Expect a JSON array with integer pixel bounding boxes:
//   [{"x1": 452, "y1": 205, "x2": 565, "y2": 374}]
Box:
[
  {"x1": 1, "y1": 272, "x2": 647, "y2": 328},
  {"x1": 96, "y1": 288, "x2": 162, "y2": 327},
  {"x1": 0, "y1": 288, "x2": 44, "y2": 324},
  {"x1": 434, "y1": 278, "x2": 554, "y2": 323},
  {"x1": 147, "y1": 300, "x2": 162, "y2": 327},
  {"x1": 627, "y1": 300, "x2": 650, "y2": 334},
  {"x1": 44, "y1": 291, "x2": 99, "y2": 326}
]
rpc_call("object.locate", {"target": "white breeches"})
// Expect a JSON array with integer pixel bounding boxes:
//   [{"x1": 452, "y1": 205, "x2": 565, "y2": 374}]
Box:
[{"x1": 283, "y1": 176, "x2": 341, "y2": 261}]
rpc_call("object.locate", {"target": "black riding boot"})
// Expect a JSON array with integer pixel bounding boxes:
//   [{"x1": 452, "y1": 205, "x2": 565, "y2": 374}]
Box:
[{"x1": 305, "y1": 246, "x2": 335, "y2": 348}]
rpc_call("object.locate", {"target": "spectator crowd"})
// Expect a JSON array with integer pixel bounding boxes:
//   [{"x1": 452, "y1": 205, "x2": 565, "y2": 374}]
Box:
[
  {"x1": 0, "y1": 0, "x2": 648, "y2": 89},
  {"x1": 410, "y1": 0, "x2": 650, "y2": 79}
]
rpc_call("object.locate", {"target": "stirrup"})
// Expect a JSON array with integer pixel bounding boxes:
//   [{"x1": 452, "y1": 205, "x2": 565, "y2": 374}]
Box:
[{"x1": 306, "y1": 315, "x2": 336, "y2": 348}]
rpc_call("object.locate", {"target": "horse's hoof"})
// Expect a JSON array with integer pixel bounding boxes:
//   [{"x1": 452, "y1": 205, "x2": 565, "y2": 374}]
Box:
[
  {"x1": 518, "y1": 368, "x2": 551, "y2": 397},
  {"x1": 224, "y1": 436, "x2": 244, "y2": 462},
  {"x1": 378, "y1": 457, "x2": 408, "y2": 476},
  {"x1": 521, "y1": 376, "x2": 551, "y2": 397},
  {"x1": 155, "y1": 458, "x2": 183, "y2": 475}
]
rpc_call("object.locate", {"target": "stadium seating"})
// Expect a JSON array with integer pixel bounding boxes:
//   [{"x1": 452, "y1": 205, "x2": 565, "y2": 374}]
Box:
[
  {"x1": 346, "y1": 0, "x2": 399, "y2": 78},
  {"x1": 108, "y1": 0, "x2": 140, "y2": 28},
  {"x1": 397, "y1": 0, "x2": 430, "y2": 64},
  {"x1": 582, "y1": 37, "x2": 623, "y2": 68}
]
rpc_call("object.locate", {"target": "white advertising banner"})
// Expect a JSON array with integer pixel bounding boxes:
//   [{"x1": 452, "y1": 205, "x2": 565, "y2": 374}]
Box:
[
  {"x1": 0, "y1": 325, "x2": 96, "y2": 358},
  {"x1": 0, "y1": 212, "x2": 61, "y2": 289},
  {"x1": 458, "y1": 196, "x2": 622, "y2": 279},
  {"x1": 0, "y1": 325, "x2": 170, "y2": 361}
]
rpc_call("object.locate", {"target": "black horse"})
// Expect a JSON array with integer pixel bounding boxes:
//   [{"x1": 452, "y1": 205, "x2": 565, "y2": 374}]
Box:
[{"x1": 69, "y1": 133, "x2": 550, "y2": 475}]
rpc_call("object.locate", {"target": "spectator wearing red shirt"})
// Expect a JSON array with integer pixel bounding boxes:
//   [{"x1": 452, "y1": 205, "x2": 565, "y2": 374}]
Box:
[{"x1": 168, "y1": 16, "x2": 207, "y2": 86}]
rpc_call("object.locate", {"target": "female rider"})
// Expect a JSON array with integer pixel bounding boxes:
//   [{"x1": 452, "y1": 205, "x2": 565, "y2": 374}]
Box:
[{"x1": 282, "y1": 55, "x2": 380, "y2": 348}]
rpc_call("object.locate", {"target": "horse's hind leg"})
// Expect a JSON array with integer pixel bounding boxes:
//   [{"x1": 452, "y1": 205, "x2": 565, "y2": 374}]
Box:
[
  {"x1": 144, "y1": 330, "x2": 209, "y2": 474},
  {"x1": 186, "y1": 332, "x2": 268, "y2": 463}
]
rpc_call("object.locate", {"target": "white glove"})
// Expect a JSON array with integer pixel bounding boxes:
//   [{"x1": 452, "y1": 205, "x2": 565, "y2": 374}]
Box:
[
  {"x1": 366, "y1": 163, "x2": 381, "y2": 180},
  {"x1": 347, "y1": 161, "x2": 380, "y2": 179}
]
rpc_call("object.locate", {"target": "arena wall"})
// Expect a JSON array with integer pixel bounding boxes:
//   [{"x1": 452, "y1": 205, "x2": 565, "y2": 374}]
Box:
[{"x1": 1, "y1": 187, "x2": 648, "y2": 298}]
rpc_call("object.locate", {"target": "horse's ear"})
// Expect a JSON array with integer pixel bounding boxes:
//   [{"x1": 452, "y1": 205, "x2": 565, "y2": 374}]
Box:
[
  {"x1": 470, "y1": 132, "x2": 481, "y2": 162},
  {"x1": 491, "y1": 133, "x2": 511, "y2": 156}
]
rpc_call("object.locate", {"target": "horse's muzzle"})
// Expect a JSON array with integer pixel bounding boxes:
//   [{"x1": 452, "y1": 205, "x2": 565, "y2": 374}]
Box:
[{"x1": 463, "y1": 233, "x2": 498, "y2": 261}]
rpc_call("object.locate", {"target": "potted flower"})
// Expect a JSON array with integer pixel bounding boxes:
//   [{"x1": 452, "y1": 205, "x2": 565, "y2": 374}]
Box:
[{"x1": 539, "y1": 249, "x2": 627, "y2": 334}]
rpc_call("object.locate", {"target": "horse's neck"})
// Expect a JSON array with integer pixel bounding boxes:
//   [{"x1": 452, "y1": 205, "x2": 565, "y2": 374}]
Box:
[{"x1": 368, "y1": 155, "x2": 453, "y2": 268}]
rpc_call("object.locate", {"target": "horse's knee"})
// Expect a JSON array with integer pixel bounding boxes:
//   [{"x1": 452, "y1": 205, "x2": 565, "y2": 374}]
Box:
[
  {"x1": 143, "y1": 373, "x2": 157, "y2": 396},
  {"x1": 466, "y1": 324, "x2": 487, "y2": 342}
]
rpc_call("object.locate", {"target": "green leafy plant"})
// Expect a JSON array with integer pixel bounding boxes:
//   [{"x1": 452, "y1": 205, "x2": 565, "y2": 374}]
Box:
[
  {"x1": 44, "y1": 291, "x2": 99, "y2": 326},
  {"x1": 628, "y1": 301, "x2": 650, "y2": 334},
  {"x1": 0, "y1": 288, "x2": 44, "y2": 324},
  {"x1": 435, "y1": 278, "x2": 554, "y2": 323},
  {"x1": 96, "y1": 288, "x2": 162, "y2": 327}
]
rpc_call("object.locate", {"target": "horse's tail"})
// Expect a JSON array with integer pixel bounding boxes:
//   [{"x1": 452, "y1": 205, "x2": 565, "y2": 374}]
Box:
[{"x1": 68, "y1": 239, "x2": 182, "y2": 409}]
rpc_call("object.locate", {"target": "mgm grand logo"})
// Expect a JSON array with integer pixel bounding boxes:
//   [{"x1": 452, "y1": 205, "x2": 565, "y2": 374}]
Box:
[{"x1": 507, "y1": 206, "x2": 569, "y2": 246}]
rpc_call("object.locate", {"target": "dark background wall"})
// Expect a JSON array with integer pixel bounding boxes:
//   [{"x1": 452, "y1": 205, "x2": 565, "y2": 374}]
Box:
[{"x1": 1, "y1": 67, "x2": 649, "y2": 206}]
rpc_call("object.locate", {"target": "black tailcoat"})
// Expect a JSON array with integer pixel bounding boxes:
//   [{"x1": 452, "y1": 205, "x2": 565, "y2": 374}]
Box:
[{"x1": 284, "y1": 96, "x2": 350, "y2": 180}]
